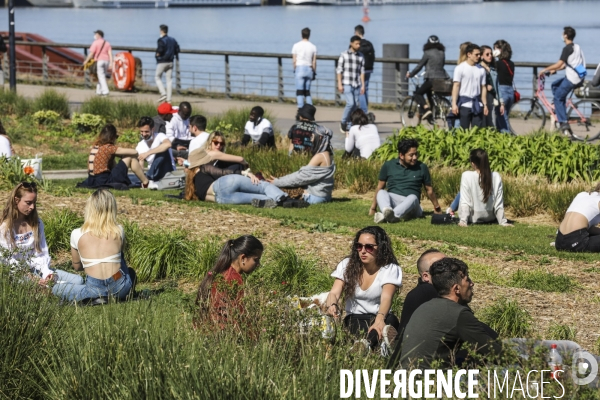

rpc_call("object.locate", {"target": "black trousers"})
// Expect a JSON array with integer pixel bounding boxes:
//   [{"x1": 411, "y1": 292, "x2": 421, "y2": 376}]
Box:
[
  {"x1": 459, "y1": 106, "x2": 483, "y2": 129},
  {"x1": 555, "y1": 228, "x2": 600, "y2": 253},
  {"x1": 344, "y1": 313, "x2": 400, "y2": 348},
  {"x1": 414, "y1": 79, "x2": 434, "y2": 114}
]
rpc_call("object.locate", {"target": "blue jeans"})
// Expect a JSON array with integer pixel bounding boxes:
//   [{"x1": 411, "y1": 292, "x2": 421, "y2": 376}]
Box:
[
  {"x1": 496, "y1": 85, "x2": 515, "y2": 133},
  {"x1": 295, "y1": 65, "x2": 313, "y2": 108},
  {"x1": 551, "y1": 77, "x2": 575, "y2": 124},
  {"x1": 359, "y1": 71, "x2": 372, "y2": 113},
  {"x1": 213, "y1": 174, "x2": 286, "y2": 205},
  {"x1": 450, "y1": 192, "x2": 461, "y2": 212},
  {"x1": 303, "y1": 193, "x2": 329, "y2": 205},
  {"x1": 52, "y1": 264, "x2": 133, "y2": 302},
  {"x1": 342, "y1": 85, "x2": 361, "y2": 129},
  {"x1": 376, "y1": 190, "x2": 422, "y2": 220},
  {"x1": 146, "y1": 150, "x2": 175, "y2": 182}
]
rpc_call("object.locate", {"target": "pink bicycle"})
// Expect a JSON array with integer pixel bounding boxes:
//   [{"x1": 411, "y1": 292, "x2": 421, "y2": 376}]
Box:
[{"x1": 510, "y1": 75, "x2": 600, "y2": 141}]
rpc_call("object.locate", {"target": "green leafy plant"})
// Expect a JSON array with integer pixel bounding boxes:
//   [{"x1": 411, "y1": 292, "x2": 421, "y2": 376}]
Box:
[
  {"x1": 0, "y1": 156, "x2": 41, "y2": 190},
  {"x1": 32, "y1": 110, "x2": 61, "y2": 126},
  {"x1": 32, "y1": 89, "x2": 70, "y2": 119},
  {"x1": 479, "y1": 298, "x2": 533, "y2": 338},
  {"x1": 71, "y1": 113, "x2": 105, "y2": 133}
]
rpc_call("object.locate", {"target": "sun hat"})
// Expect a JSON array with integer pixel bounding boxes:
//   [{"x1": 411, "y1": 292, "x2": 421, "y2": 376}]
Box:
[
  {"x1": 298, "y1": 104, "x2": 317, "y2": 121},
  {"x1": 188, "y1": 149, "x2": 213, "y2": 169}
]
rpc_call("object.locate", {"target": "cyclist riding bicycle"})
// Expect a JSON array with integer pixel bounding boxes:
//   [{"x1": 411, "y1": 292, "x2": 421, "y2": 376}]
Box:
[
  {"x1": 539, "y1": 26, "x2": 586, "y2": 136},
  {"x1": 406, "y1": 35, "x2": 449, "y2": 123}
]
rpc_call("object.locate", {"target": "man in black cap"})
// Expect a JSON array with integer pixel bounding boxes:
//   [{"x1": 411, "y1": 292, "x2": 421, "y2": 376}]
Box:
[{"x1": 287, "y1": 104, "x2": 332, "y2": 155}]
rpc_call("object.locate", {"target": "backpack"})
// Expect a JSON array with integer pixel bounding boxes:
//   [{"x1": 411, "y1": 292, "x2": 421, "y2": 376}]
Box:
[
  {"x1": 152, "y1": 172, "x2": 185, "y2": 190},
  {"x1": 359, "y1": 39, "x2": 375, "y2": 71}
]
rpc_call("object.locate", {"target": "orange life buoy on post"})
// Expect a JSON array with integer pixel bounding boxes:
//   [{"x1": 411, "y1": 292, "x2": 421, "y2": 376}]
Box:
[{"x1": 113, "y1": 52, "x2": 136, "y2": 91}]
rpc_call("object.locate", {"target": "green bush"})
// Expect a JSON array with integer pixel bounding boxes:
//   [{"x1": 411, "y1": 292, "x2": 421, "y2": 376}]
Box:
[
  {"x1": 32, "y1": 89, "x2": 70, "y2": 119},
  {"x1": 0, "y1": 156, "x2": 41, "y2": 191},
  {"x1": 71, "y1": 113, "x2": 105, "y2": 133},
  {"x1": 479, "y1": 298, "x2": 532, "y2": 338},
  {"x1": 0, "y1": 89, "x2": 32, "y2": 116},
  {"x1": 546, "y1": 323, "x2": 577, "y2": 341},
  {"x1": 42, "y1": 209, "x2": 83, "y2": 256},
  {"x1": 80, "y1": 97, "x2": 113, "y2": 119},
  {"x1": 508, "y1": 269, "x2": 577, "y2": 292},
  {"x1": 111, "y1": 99, "x2": 156, "y2": 127},
  {"x1": 372, "y1": 127, "x2": 600, "y2": 182},
  {"x1": 32, "y1": 110, "x2": 61, "y2": 126}
]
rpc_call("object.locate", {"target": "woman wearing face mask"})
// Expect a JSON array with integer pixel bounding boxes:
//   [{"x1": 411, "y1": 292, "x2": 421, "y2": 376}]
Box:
[
  {"x1": 493, "y1": 40, "x2": 515, "y2": 133},
  {"x1": 480, "y1": 46, "x2": 501, "y2": 128}
]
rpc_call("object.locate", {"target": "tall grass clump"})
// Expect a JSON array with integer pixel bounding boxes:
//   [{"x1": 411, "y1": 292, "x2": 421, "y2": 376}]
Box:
[
  {"x1": 207, "y1": 107, "x2": 276, "y2": 136},
  {"x1": 248, "y1": 244, "x2": 333, "y2": 296},
  {"x1": 111, "y1": 99, "x2": 157, "y2": 127},
  {"x1": 430, "y1": 167, "x2": 462, "y2": 204},
  {"x1": 32, "y1": 89, "x2": 70, "y2": 119},
  {"x1": 229, "y1": 148, "x2": 309, "y2": 177},
  {"x1": 80, "y1": 97, "x2": 113, "y2": 120},
  {"x1": 0, "y1": 270, "x2": 71, "y2": 399},
  {"x1": 479, "y1": 298, "x2": 532, "y2": 338},
  {"x1": 42, "y1": 209, "x2": 84, "y2": 256},
  {"x1": 546, "y1": 323, "x2": 577, "y2": 341},
  {"x1": 508, "y1": 269, "x2": 577, "y2": 292},
  {"x1": 336, "y1": 158, "x2": 379, "y2": 194},
  {"x1": 0, "y1": 89, "x2": 32, "y2": 117},
  {"x1": 545, "y1": 182, "x2": 587, "y2": 222}
]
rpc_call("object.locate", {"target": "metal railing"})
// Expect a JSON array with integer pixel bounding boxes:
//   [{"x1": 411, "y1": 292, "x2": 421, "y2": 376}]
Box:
[{"x1": 9, "y1": 40, "x2": 600, "y2": 106}]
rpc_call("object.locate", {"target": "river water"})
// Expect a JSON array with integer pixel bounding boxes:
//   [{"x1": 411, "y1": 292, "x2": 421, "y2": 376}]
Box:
[{"x1": 1, "y1": 1, "x2": 599, "y2": 99}]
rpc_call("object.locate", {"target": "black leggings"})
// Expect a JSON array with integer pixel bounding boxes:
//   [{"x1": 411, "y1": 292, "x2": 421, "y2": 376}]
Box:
[
  {"x1": 414, "y1": 79, "x2": 434, "y2": 114},
  {"x1": 344, "y1": 313, "x2": 400, "y2": 348},
  {"x1": 555, "y1": 228, "x2": 600, "y2": 252}
]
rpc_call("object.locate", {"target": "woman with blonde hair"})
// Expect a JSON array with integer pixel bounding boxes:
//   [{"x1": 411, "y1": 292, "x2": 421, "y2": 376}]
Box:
[
  {"x1": 0, "y1": 182, "x2": 75, "y2": 286},
  {"x1": 52, "y1": 189, "x2": 135, "y2": 301}
]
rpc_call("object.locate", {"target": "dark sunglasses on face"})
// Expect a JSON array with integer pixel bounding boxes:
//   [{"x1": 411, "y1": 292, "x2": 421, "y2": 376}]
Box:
[
  {"x1": 355, "y1": 243, "x2": 377, "y2": 253},
  {"x1": 212, "y1": 140, "x2": 225, "y2": 146}
]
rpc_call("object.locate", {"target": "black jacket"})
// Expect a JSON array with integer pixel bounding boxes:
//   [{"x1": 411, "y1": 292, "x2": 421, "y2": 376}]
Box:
[
  {"x1": 409, "y1": 48, "x2": 448, "y2": 80},
  {"x1": 156, "y1": 35, "x2": 180, "y2": 63}
]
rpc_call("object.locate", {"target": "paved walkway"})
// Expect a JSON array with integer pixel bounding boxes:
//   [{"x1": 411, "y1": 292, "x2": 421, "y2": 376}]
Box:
[{"x1": 17, "y1": 84, "x2": 402, "y2": 150}]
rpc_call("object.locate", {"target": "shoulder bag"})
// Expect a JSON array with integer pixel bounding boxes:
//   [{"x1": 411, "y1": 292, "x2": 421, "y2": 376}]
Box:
[
  {"x1": 84, "y1": 40, "x2": 106, "y2": 76},
  {"x1": 502, "y1": 60, "x2": 520, "y2": 103}
]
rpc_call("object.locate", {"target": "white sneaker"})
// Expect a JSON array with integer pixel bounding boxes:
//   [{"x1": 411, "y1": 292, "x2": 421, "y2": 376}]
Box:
[
  {"x1": 445, "y1": 207, "x2": 453, "y2": 215},
  {"x1": 350, "y1": 339, "x2": 370, "y2": 355},
  {"x1": 157, "y1": 95, "x2": 167, "y2": 103},
  {"x1": 374, "y1": 212, "x2": 385, "y2": 224},
  {"x1": 381, "y1": 325, "x2": 398, "y2": 357},
  {"x1": 147, "y1": 180, "x2": 158, "y2": 190},
  {"x1": 383, "y1": 207, "x2": 399, "y2": 223}
]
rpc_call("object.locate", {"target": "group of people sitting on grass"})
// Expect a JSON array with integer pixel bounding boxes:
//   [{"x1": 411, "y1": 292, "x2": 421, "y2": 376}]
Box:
[{"x1": 0, "y1": 183, "x2": 135, "y2": 302}]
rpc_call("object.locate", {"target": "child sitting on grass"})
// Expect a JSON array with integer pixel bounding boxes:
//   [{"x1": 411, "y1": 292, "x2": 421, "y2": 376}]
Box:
[{"x1": 195, "y1": 235, "x2": 263, "y2": 328}]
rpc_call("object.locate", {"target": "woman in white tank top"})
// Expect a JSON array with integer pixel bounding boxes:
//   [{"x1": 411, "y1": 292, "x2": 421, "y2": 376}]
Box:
[
  {"x1": 52, "y1": 190, "x2": 135, "y2": 302},
  {"x1": 555, "y1": 183, "x2": 600, "y2": 252}
]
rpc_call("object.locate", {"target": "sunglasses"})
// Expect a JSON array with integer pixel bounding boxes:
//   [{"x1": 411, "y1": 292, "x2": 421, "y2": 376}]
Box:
[
  {"x1": 19, "y1": 181, "x2": 37, "y2": 189},
  {"x1": 354, "y1": 243, "x2": 377, "y2": 254},
  {"x1": 212, "y1": 140, "x2": 225, "y2": 146}
]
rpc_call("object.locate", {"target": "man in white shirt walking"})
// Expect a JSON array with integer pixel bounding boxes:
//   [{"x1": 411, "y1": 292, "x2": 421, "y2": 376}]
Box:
[
  {"x1": 292, "y1": 27, "x2": 317, "y2": 114},
  {"x1": 166, "y1": 101, "x2": 192, "y2": 158},
  {"x1": 451, "y1": 44, "x2": 488, "y2": 129}
]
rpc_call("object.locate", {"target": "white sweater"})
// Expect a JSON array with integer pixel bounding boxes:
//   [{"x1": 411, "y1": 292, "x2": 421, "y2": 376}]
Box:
[
  {"x1": 458, "y1": 171, "x2": 508, "y2": 225},
  {"x1": 345, "y1": 124, "x2": 380, "y2": 159},
  {"x1": 0, "y1": 219, "x2": 53, "y2": 278}
]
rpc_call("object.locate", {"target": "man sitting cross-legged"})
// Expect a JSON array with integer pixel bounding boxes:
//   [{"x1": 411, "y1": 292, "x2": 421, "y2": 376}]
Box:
[
  {"x1": 399, "y1": 257, "x2": 502, "y2": 369},
  {"x1": 370, "y1": 138, "x2": 442, "y2": 223}
]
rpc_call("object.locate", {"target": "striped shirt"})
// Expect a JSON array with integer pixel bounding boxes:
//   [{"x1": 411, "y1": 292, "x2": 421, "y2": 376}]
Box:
[{"x1": 336, "y1": 50, "x2": 365, "y2": 88}]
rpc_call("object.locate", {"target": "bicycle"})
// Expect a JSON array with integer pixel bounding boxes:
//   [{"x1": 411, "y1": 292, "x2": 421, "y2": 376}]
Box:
[
  {"x1": 510, "y1": 75, "x2": 600, "y2": 141},
  {"x1": 399, "y1": 76, "x2": 451, "y2": 129}
]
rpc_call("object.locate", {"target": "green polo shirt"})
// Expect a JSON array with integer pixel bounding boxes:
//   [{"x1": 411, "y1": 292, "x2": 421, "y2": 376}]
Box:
[{"x1": 378, "y1": 159, "x2": 432, "y2": 198}]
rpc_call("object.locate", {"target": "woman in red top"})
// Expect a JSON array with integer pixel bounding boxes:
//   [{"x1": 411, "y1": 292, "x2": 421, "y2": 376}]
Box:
[
  {"x1": 195, "y1": 235, "x2": 263, "y2": 328},
  {"x1": 80, "y1": 124, "x2": 149, "y2": 189}
]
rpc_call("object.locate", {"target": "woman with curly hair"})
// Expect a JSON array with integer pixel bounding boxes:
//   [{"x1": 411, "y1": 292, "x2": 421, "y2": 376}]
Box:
[{"x1": 324, "y1": 226, "x2": 402, "y2": 355}]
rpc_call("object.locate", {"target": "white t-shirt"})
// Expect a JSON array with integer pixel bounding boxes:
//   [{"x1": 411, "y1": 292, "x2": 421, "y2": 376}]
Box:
[
  {"x1": 561, "y1": 43, "x2": 586, "y2": 85},
  {"x1": 292, "y1": 40, "x2": 317, "y2": 67},
  {"x1": 331, "y1": 258, "x2": 402, "y2": 315},
  {"x1": 188, "y1": 132, "x2": 210, "y2": 154},
  {"x1": 566, "y1": 191, "x2": 600, "y2": 228},
  {"x1": 244, "y1": 118, "x2": 274, "y2": 144},
  {"x1": 0, "y1": 136, "x2": 12, "y2": 157},
  {"x1": 345, "y1": 124, "x2": 381, "y2": 159},
  {"x1": 136, "y1": 132, "x2": 174, "y2": 166},
  {"x1": 166, "y1": 113, "x2": 191, "y2": 142},
  {"x1": 453, "y1": 62, "x2": 486, "y2": 109},
  {"x1": 0, "y1": 219, "x2": 53, "y2": 278}
]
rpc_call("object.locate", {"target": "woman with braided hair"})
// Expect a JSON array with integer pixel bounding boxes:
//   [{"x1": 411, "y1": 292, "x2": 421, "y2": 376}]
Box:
[{"x1": 324, "y1": 226, "x2": 402, "y2": 355}]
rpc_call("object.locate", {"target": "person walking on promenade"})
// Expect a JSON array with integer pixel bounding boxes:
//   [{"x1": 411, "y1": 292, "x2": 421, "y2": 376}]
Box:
[
  {"x1": 406, "y1": 35, "x2": 448, "y2": 124},
  {"x1": 337, "y1": 36, "x2": 365, "y2": 134},
  {"x1": 370, "y1": 138, "x2": 442, "y2": 223},
  {"x1": 291, "y1": 27, "x2": 317, "y2": 114},
  {"x1": 83, "y1": 30, "x2": 113, "y2": 97},
  {"x1": 480, "y1": 45, "x2": 500, "y2": 128},
  {"x1": 493, "y1": 40, "x2": 514, "y2": 133},
  {"x1": 539, "y1": 26, "x2": 586, "y2": 136},
  {"x1": 451, "y1": 44, "x2": 488, "y2": 129},
  {"x1": 155, "y1": 24, "x2": 180, "y2": 104},
  {"x1": 354, "y1": 25, "x2": 375, "y2": 113}
]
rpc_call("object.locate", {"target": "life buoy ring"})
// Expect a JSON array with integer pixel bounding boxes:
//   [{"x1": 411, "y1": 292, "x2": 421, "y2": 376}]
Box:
[{"x1": 112, "y1": 52, "x2": 136, "y2": 91}]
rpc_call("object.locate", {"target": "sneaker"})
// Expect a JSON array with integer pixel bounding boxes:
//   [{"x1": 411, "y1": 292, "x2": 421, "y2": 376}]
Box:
[
  {"x1": 147, "y1": 181, "x2": 158, "y2": 190},
  {"x1": 374, "y1": 212, "x2": 385, "y2": 224},
  {"x1": 422, "y1": 109, "x2": 433, "y2": 121},
  {"x1": 559, "y1": 123, "x2": 572, "y2": 137},
  {"x1": 350, "y1": 339, "x2": 370, "y2": 356},
  {"x1": 157, "y1": 95, "x2": 167, "y2": 103},
  {"x1": 445, "y1": 207, "x2": 453, "y2": 215},
  {"x1": 282, "y1": 199, "x2": 310, "y2": 208},
  {"x1": 340, "y1": 122, "x2": 348, "y2": 134},
  {"x1": 252, "y1": 199, "x2": 278, "y2": 209},
  {"x1": 381, "y1": 325, "x2": 398, "y2": 357},
  {"x1": 383, "y1": 207, "x2": 399, "y2": 223}
]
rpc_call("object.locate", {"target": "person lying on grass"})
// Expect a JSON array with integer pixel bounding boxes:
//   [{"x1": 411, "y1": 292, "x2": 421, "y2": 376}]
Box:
[
  {"x1": 555, "y1": 182, "x2": 600, "y2": 253},
  {"x1": 194, "y1": 235, "x2": 263, "y2": 328},
  {"x1": 447, "y1": 148, "x2": 512, "y2": 227},
  {"x1": 201, "y1": 131, "x2": 245, "y2": 172},
  {"x1": 79, "y1": 124, "x2": 150, "y2": 190},
  {"x1": 266, "y1": 125, "x2": 334, "y2": 205},
  {"x1": 184, "y1": 148, "x2": 304, "y2": 208},
  {"x1": 0, "y1": 182, "x2": 71, "y2": 286},
  {"x1": 52, "y1": 189, "x2": 136, "y2": 302},
  {"x1": 324, "y1": 226, "x2": 402, "y2": 356}
]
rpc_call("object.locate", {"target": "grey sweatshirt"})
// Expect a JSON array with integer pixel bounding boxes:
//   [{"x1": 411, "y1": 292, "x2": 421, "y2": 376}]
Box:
[{"x1": 272, "y1": 163, "x2": 335, "y2": 199}]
